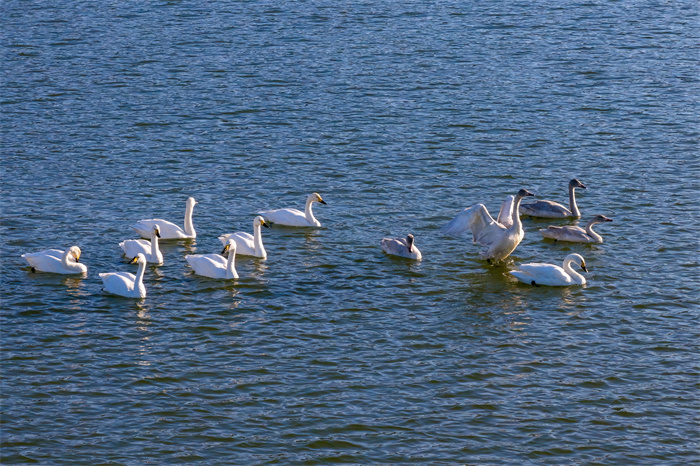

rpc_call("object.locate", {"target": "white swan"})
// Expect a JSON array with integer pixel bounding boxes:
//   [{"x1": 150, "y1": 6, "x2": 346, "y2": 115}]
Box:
[
  {"x1": 218, "y1": 216, "x2": 270, "y2": 259},
  {"x1": 381, "y1": 234, "x2": 422, "y2": 260},
  {"x1": 185, "y1": 239, "x2": 239, "y2": 279},
  {"x1": 131, "y1": 197, "x2": 197, "y2": 239},
  {"x1": 441, "y1": 189, "x2": 534, "y2": 263},
  {"x1": 510, "y1": 253, "x2": 588, "y2": 286},
  {"x1": 119, "y1": 225, "x2": 163, "y2": 264},
  {"x1": 259, "y1": 193, "x2": 327, "y2": 227},
  {"x1": 99, "y1": 253, "x2": 148, "y2": 298},
  {"x1": 22, "y1": 246, "x2": 87, "y2": 274},
  {"x1": 540, "y1": 215, "x2": 613, "y2": 243},
  {"x1": 520, "y1": 179, "x2": 586, "y2": 218}
]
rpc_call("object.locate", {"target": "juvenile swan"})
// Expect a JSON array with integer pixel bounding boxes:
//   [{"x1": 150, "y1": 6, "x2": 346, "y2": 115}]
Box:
[
  {"x1": 510, "y1": 253, "x2": 588, "y2": 286},
  {"x1": 132, "y1": 197, "x2": 197, "y2": 239},
  {"x1": 218, "y1": 216, "x2": 270, "y2": 259},
  {"x1": 22, "y1": 246, "x2": 87, "y2": 274},
  {"x1": 441, "y1": 189, "x2": 534, "y2": 263},
  {"x1": 520, "y1": 179, "x2": 586, "y2": 218},
  {"x1": 381, "y1": 234, "x2": 422, "y2": 260},
  {"x1": 186, "y1": 239, "x2": 239, "y2": 279},
  {"x1": 259, "y1": 193, "x2": 327, "y2": 227},
  {"x1": 540, "y1": 215, "x2": 613, "y2": 243},
  {"x1": 99, "y1": 253, "x2": 148, "y2": 298},
  {"x1": 119, "y1": 225, "x2": 163, "y2": 264}
]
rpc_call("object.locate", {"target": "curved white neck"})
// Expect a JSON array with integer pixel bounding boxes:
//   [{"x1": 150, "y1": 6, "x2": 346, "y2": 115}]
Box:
[
  {"x1": 253, "y1": 223, "x2": 266, "y2": 256},
  {"x1": 304, "y1": 197, "x2": 318, "y2": 225},
  {"x1": 134, "y1": 260, "x2": 147, "y2": 287},
  {"x1": 585, "y1": 219, "x2": 603, "y2": 243},
  {"x1": 150, "y1": 230, "x2": 161, "y2": 261},
  {"x1": 61, "y1": 250, "x2": 83, "y2": 272},
  {"x1": 184, "y1": 202, "x2": 196, "y2": 236},
  {"x1": 569, "y1": 186, "x2": 581, "y2": 218},
  {"x1": 563, "y1": 259, "x2": 586, "y2": 285},
  {"x1": 226, "y1": 248, "x2": 238, "y2": 279}
]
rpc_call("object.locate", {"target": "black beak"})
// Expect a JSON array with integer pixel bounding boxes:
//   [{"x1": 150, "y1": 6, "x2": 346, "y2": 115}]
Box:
[
  {"x1": 320, "y1": 200, "x2": 327, "y2": 205},
  {"x1": 129, "y1": 257, "x2": 138, "y2": 264},
  {"x1": 605, "y1": 218, "x2": 613, "y2": 222},
  {"x1": 155, "y1": 231, "x2": 161, "y2": 238},
  {"x1": 262, "y1": 222, "x2": 270, "y2": 228},
  {"x1": 221, "y1": 245, "x2": 230, "y2": 255},
  {"x1": 581, "y1": 264, "x2": 589, "y2": 273},
  {"x1": 580, "y1": 185, "x2": 587, "y2": 189}
]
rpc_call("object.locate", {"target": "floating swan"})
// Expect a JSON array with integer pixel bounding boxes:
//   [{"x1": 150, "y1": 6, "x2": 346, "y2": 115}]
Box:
[
  {"x1": 510, "y1": 253, "x2": 588, "y2": 286},
  {"x1": 185, "y1": 239, "x2": 239, "y2": 279},
  {"x1": 520, "y1": 179, "x2": 586, "y2": 218},
  {"x1": 441, "y1": 189, "x2": 534, "y2": 263},
  {"x1": 540, "y1": 214, "x2": 613, "y2": 243},
  {"x1": 259, "y1": 193, "x2": 327, "y2": 227},
  {"x1": 99, "y1": 253, "x2": 148, "y2": 298},
  {"x1": 119, "y1": 225, "x2": 163, "y2": 264},
  {"x1": 218, "y1": 216, "x2": 270, "y2": 259},
  {"x1": 381, "y1": 234, "x2": 422, "y2": 260},
  {"x1": 131, "y1": 197, "x2": 197, "y2": 239},
  {"x1": 21, "y1": 246, "x2": 87, "y2": 274}
]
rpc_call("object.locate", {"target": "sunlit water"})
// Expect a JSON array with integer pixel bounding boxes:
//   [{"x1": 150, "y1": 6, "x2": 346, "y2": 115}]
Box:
[{"x1": 2, "y1": 1, "x2": 699, "y2": 464}]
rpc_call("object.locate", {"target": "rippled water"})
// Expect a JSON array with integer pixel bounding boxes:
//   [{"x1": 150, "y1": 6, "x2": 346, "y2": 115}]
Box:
[{"x1": 2, "y1": 1, "x2": 699, "y2": 464}]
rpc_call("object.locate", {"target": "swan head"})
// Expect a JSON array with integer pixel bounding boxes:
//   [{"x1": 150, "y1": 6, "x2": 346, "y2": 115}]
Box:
[
  {"x1": 152, "y1": 225, "x2": 161, "y2": 238},
  {"x1": 516, "y1": 189, "x2": 535, "y2": 199},
  {"x1": 255, "y1": 216, "x2": 270, "y2": 228},
  {"x1": 129, "y1": 253, "x2": 147, "y2": 265},
  {"x1": 311, "y1": 192, "x2": 327, "y2": 205},
  {"x1": 592, "y1": 214, "x2": 613, "y2": 224},
  {"x1": 69, "y1": 246, "x2": 82, "y2": 262},
  {"x1": 406, "y1": 234, "x2": 415, "y2": 253},
  {"x1": 569, "y1": 179, "x2": 587, "y2": 190},
  {"x1": 221, "y1": 239, "x2": 237, "y2": 255},
  {"x1": 567, "y1": 253, "x2": 588, "y2": 273},
  {"x1": 187, "y1": 197, "x2": 197, "y2": 206}
]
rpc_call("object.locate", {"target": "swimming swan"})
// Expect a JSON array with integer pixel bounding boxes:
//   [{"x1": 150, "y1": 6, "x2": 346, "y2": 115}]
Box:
[
  {"x1": 185, "y1": 239, "x2": 239, "y2": 279},
  {"x1": 381, "y1": 234, "x2": 422, "y2": 260},
  {"x1": 520, "y1": 178, "x2": 586, "y2": 218},
  {"x1": 441, "y1": 189, "x2": 534, "y2": 263},
  {"x1": 22, "y1": 246, "x2": 87, "y2": 274},
  {"x1": 218, "y1": 216, "x2": 270, "y2": 259},
  {"x1": 119, "y1": 225, "x2": 163, "y2": 264},
  {"x1": 510, "y1": 253, "x2": 588, "y2": 286},
  {"x1": 259, "y1": 193, "x2": 327, "y2": 227},
  {"x1": 540, "y1": 215, "x2": 613, "y2": 243},
  {"x1": 131, "y1": 197, "x2": 197, "y2": 239},
  {"x1": 99, "y1": 253, "x2": 148, "y2": 298}
]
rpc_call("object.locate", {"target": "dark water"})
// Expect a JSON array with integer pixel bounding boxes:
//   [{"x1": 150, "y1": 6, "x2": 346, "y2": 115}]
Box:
[{"x1": 2, "y1": 1, "x2": 699, "y2": 464}]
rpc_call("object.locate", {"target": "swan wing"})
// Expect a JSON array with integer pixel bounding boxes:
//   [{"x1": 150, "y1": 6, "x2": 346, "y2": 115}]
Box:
[
  {"x1": 513, "y1": 263, "x2": 571, "y2": 286},
  {"x1": 132, "y1": 219, "x2": 186, "y2": 239},
  {"x1": 99, "y1": 272, "x2": 136, "y2": 295},
  {"x1": 218, "y1": 232, "x2": 257, "y2": 256},
  {"x1": 520, "y1": 200, "x2": 571, "y2": 218},
  {"x1": 442, "y1": 204, "x2": 507, "y2": 247},
  {"x1": 259, "y1": 208, "x2": 310, "y2": 227},
  {"x1": 496, "y1": 195, "x2": 515, "y2": 228},
  {"x1": 381, "y1": 237, "x2": 409, "y2": 256},
  {"x1": 22, "y1": 253, "x2": 64, "y2": 273},
  {"x1": 185, "y1": 254, "x2": 226, "y2": 278},
  {"x1": 119, "y1": 239, "x2": 152, "y2": 258},
  {"x1": 539, "y1": 226, "x2": 591, "y2": 243}
]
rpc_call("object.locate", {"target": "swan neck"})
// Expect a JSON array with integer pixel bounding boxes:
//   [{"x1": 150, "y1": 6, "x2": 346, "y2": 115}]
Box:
[
  {"x1": 253, "y1": 223, "x2": 266, "y2": 256},
  {"x1": 134, "y1": 260, "x2": 147, "y2": 286},
  {"x1": 151, "y1": 230, "x2": 160, "y2": 253},
  {"x1": 569, "y1": 185, "x2": 580, "y2": 217},
  {"x1": 585, "y1": 220, "x2": 603, "y2": 242},
  {"x1": 510, "y1": 196, "x2": 525, "y2": 231},
  {"x1": 226, "y1": 248, "x2": 238, "y2": 278},
  {"x1": 563, "y1": 258, "x2": 585, "y2": 284},
  {"x1": 184, "y1": 202, "x2": 196, "y2": 236},
  {"x1": 305, "y1": 197, "x2": 317, "y2": 225}
]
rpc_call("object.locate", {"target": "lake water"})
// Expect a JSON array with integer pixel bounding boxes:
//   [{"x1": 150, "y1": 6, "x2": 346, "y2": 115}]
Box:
[{"x1": 2, "y1": 1, "x2": 699, "y2": 464}]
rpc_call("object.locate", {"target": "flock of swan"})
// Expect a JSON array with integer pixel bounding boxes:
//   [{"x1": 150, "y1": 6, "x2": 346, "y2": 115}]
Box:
[{"x1": 21, "y1": 181, "x2": 613, "y2": 298}]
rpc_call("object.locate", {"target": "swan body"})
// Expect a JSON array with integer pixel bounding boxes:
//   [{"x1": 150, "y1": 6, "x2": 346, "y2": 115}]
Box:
[
  {"x1": 259, "y1": 193, "x2": 327, "y2": 227},
  {"x1": 22, "y1": 246, "x2": 87, "y2": 274},
  {"x1": 510, "y1": 253, "x2": 588, "y2": 286},
  {"x1": 119, "y1": 225, "x2": 163, "y2": 264},
  {"x1": 441, "y1": 189, "x2": 534, "y2": 263},
  {"x1": 381, "y1": 234, "x2": 422, "y2": 260},
  {"x1": 131, "y1": 197, "x2": 197, "y2": 239},
  {"x1": 520, "y1": 179, "x2": 586, "y2": 218},
  {"x1": 186, "y1": 239, "x2": 238, "y2": 279},
  {"x1": 99, "y1": 253, "x2": 147, "y2": 298},
  {"x1": 218, "y1": 216, "x2": 270, "y2": 259},
  {"x1": 540, "y1": 215, "x2": 613, "y2": 243}
]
